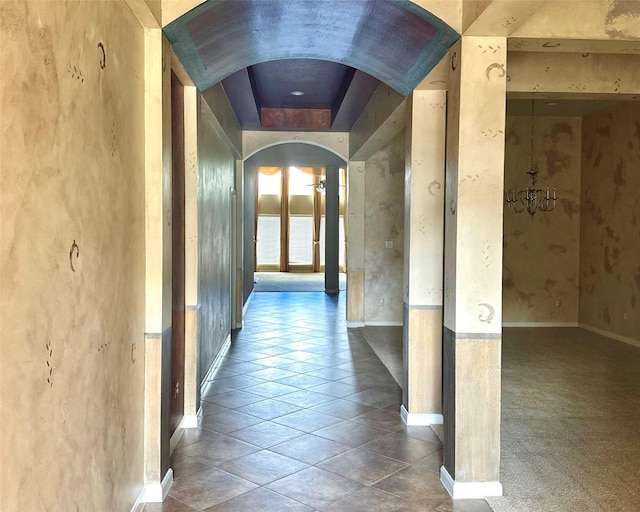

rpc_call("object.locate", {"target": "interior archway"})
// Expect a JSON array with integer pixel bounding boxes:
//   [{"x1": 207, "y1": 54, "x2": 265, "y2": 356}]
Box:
[{"x1": 242, "y1": 142, "x2": 347, "y2": 300}]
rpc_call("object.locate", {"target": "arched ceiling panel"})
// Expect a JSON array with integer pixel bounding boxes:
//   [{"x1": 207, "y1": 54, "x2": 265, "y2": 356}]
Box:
[
  {"x1": 164, "y1": 0, "x2": 460, "y2": 96},
  {"x1": 246, "y1": 142, "x2": 347, "y2": 168}
]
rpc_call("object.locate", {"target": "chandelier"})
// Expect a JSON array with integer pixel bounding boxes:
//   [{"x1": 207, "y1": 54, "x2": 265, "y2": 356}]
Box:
[{"x1": 505, "y1": 100, "x2": 557, "y2": 217}]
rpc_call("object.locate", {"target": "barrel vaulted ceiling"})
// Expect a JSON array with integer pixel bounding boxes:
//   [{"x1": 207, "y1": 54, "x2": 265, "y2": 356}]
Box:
[{"x1": 165, "y1": 0, "x2": 460, "y2": 131}]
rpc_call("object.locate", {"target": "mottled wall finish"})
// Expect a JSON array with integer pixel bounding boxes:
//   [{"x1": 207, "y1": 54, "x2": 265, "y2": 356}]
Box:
[
  {"x1": 364, "y1": 132, "x2": 405, "y2": 323},
  {"x1": 197, "y1": 101, "x2": 234, "y2": 394},
  {"x1": 503, "y1": 116, "x2": 581, "y2": 323},
  {"x1": 0, "y1": 1, "x2": 145, "y2": 510},
  {"x1": 243, "y1": 163, "x2": 256, "y2": 304},
  {"x1": 508, "y1": 52, "x2": 640, "y2": 97},
  {"x1": 580, "y1": 102, "x2": 640, "y2": 341}
]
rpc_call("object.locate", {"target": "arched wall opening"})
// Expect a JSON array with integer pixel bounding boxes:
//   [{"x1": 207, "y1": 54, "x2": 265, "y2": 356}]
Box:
[{"x1": 241, "y1": 142, "x2": 348, "y2": 305}]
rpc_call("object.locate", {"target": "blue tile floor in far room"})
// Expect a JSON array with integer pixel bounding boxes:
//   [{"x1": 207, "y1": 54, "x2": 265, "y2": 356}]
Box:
[{"x1": 144, "y1": 292, "x2": 492, "y2": 512}]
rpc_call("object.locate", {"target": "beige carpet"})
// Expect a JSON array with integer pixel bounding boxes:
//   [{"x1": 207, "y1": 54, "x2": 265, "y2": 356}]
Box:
[
  {"x1": 354, "y1": 326, "x2": 640, "y2": 512},
  {"x1": 254, "y1": 272, "x2": 346, "y2": 292},
  {"x1": 487, "y1": 327, "x2": 640, "y2": 512}
]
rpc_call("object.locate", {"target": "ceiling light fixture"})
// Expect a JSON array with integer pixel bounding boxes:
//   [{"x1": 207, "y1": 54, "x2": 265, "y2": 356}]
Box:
[
  {"x1": 290, "y1": 90, "x2": 305, "y2": 96},
  {"x1": 505, "y1": 100, "x2": 558, "y2": 218}
]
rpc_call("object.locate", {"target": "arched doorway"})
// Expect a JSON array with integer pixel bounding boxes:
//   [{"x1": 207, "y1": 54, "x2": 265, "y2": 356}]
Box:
[{"x1": 242, "y1": 142, "x2": 347, "y2": 302}]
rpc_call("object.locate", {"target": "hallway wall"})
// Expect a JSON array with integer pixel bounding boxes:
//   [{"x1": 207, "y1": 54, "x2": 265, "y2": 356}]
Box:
[
  {"x1": 364, "y1": 131, "x2": 405, "y2": 323},
  {"x1": 0, "y1": 2, "x2": 145, "y2": 510},
  {"x1": 503, "y1": 116, "x2": 582, "y2": 324},
  {"x1": 197, "y1": 100, "x2": 235, "y2": 403},
  {"x1": 580, "y1": 102, "x2": 640, "y2": 341}
]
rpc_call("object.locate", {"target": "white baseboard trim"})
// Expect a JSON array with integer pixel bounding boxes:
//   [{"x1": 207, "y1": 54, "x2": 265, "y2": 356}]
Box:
[
  {"x1": 346, "y1": 321, "x2": 365, "y2": 328},
  {"x1": 502, "y1": 322, "x2": 579, "y2": 328},
  {"x1": 144, "y1": 468, "x2": 173, "y2": 503},
  {"x1": 364, "y1": 321, "x2": 403, "y2": 326},
  {"x1": 129, "y1": 488, "x2": 146, "y2": 512},
  {"x1": 243, "y1": 291, "x2": 254, "y2": 317},
  {"x1": 579, "y1": 323, "x2": 640, "y2": 349},
  {"x1": 169, "y1": 423, "x2": 185, "y2": 455},
  {"x1": 440, "y1": 466, "x2": 502, "y2": 499},
  {"x1": 181, "y1": 412, "x2": 200, "y2": 429},
  {"x1": 170, "y1": 408, "x2": 204, "y2": 455},
  {"x1": 201, "y1": 334, "x2": 232, "y2": 389},
  {"x1": 400, "y1": 405, "x2": 443, "y2": 426}
]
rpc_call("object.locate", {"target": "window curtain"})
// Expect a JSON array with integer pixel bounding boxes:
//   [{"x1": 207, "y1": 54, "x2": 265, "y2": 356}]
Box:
[
  {"x1": 258, "y1": 166, "x2": 283, "y2": 176},
  {"x1": 256, "y1": 166, "x2": 282, "y2": 270},
  {"x1": 279, "y1": 167, "x2": 290, "y2": 272},
  {"x1": 312, "y1": 167, "x2": 324, "y2": 272}
]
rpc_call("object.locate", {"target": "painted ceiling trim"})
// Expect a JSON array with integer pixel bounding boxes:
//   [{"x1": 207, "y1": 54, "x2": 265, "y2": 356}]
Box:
[{"x1": 164, "y1": 0, "x2": 460, "y2": 96}]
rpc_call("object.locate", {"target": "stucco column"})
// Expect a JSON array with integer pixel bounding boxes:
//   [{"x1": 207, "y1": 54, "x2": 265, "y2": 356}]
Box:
[
  {"x1": 325, "y1": 165, "x2": 340, "y2": 294},
  {"x1": 346, "y1": 161, "x2": 365, "y2": 324},
  {"x1": 402, "y1": 90, "x2": 446, "y2": 426},
  {"x1": 441, "y1": 37, "x2": 506, "y2": 499},
  {"x1": 143, "y1": 29, "x2": 174, "y2": 500},
  {"x1": 234, "y1": 159, "x2": 244, "y2": 329},
  {"x1": 183, "y1": 86, "x2": 199, "y2": 426}
]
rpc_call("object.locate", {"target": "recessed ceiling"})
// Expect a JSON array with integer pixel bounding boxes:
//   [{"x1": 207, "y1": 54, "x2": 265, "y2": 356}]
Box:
[
  {"x1": 221, "y1": 60, "x2": 381, "y2": 131},
  {"x1": 252, "y1": 60, "x2": 347, "y2": 109},
  {"x1": 165, "y1": 0, "x2": 459, "y2": 131}
]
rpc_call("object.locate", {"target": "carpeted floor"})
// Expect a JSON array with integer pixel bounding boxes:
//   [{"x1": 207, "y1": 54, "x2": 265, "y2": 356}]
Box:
[
  {"x1": 487, "y1": 327, "x2": 640, "y2": 512},
  {"x1": 354, "y1": 325, "x2": 640, "y2": 511},
  {"x1": 254, "y1": 272, "x2": 346, "y2": 292}
]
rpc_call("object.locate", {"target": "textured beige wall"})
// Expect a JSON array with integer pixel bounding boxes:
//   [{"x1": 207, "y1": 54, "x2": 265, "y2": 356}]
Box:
[
  {"x1": 364, "y1": 132, "x2": 405, "y2": 323},
  {"x1": 503, "y1": 116, "x2": 582, "y2": 323},
  {"x1": 404, "y1": 90, "x2": 446, "y2": 307},
  {"x1": 243, "y1": 131, "x2": 348, "y2": 162},
  {"x1": 514, "y1": 1, "x2": 640, "y2": 40},
  {"x1": 508, "y1": 52, "x2": 640, "y2": 98},
  {"x1": 444, "y1": 36, "x2": 506, "y2": 335},
  {"x1": 197, "y1": 100, "x2": 234, "y2": 391},
  {"x1": 580, "y1": 102, "x2": 640, "y2": 341},
  {"x1": 0, "y1": 1, "x2": 145, "y2": 510}
]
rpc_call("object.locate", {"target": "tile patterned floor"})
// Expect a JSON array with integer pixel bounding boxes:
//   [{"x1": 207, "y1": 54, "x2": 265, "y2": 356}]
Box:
[{"x1": 144, "y1": 292, "x2": 492, "y2": 512}]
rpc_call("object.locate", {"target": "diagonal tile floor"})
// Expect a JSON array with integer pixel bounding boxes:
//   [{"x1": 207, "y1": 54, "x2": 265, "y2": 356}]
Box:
[{"x1": 145, "y1": 292, "x2": 492, "y2": 512}]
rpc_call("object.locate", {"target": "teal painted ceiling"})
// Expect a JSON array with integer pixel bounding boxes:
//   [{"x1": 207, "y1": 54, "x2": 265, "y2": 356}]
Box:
[{"x1": 165, "y1": 0, "x2": 460, "y2": 96}]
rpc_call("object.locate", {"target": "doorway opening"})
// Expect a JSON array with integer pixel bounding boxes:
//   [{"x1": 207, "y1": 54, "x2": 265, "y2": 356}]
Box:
[{"x1": 255, "y1": 166, "x2": 346, "y2": 273}]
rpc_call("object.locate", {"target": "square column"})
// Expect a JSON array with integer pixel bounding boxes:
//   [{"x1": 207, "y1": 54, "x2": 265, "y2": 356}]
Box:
[
  {"x1": 402, "y1": 90, "x2": 446, "y2": 426},
  {"x1": 442, "y1": 36, "x2": 506, "y2": 499},
  {"x1": 325, "y1": 165, "x2": 340, "y2": 294},
  {"x1": 346, "y1": 161, "x2": 365, "y2": 324},
  {"x1": 183, "y1": 86, "x2": 199, "y2": 425},
  {"x1": 143, "y1": 29, "x2": 174, "y2": 501}
]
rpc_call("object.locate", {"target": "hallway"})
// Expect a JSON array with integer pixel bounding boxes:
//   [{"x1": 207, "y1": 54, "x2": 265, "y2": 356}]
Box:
[{"x1": 145, "y1": 293, "x2": 491, "y2": 511}]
